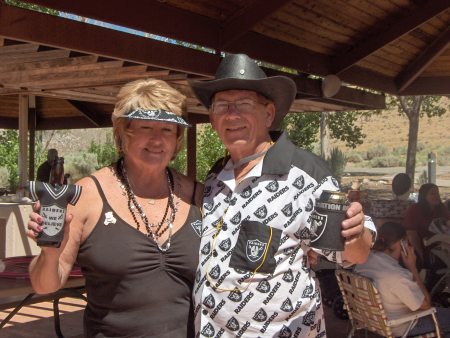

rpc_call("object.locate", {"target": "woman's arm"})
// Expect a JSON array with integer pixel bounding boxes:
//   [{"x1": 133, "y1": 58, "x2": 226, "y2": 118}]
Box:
[{"x1": 28, "y1": 177, "x2": 96, "y2": 294}]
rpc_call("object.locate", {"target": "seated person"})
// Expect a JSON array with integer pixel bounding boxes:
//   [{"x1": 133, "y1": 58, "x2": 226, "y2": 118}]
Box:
[
  {"x1": 403, "y1": 183, "x2": 450, "y2": 267},
  {"x1": 355, "y1": 222, "x2": 450, "y2": 337}
]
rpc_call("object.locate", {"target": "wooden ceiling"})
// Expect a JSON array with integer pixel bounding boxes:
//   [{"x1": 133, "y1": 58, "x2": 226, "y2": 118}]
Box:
[{"x1": 0, "y1": 0, "x2": 449, "y2": 130}]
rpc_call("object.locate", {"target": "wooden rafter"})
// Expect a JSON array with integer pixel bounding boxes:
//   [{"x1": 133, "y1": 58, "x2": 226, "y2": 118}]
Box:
[
  {"x1": 0, "y1": 54, "x2": 98, "y2": 73},
  {"x1": 397, "y1": 26, "x2": 450, "y2": 93},
  {"x1": 67, "y1": 100, "x2": 103, "y2": 127},
  {"x1": 331, "y1": 0, "x2": 450, "y2": 74},
  {"x1": 219, "y1": 0, "x2": 293, "y2": 48}
]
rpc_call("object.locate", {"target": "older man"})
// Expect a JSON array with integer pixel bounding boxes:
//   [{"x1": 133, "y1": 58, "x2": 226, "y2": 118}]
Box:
[{"x1": 189, "y1": 54, "x2": 373, "y2": 337}]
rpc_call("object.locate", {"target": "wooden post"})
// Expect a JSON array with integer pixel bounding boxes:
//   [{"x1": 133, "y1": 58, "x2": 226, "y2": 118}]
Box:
[
  {"x1": 18, "y1": 95, "x2": 29, "y2": 195},
  {"x1": 28, "y1": 96, "x2": 36, "y2": 181}
]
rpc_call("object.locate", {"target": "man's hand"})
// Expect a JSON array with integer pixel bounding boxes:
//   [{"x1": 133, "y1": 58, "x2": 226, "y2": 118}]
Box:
[
  {"x1": 341, "y1": 202, "x2": 371, "y2": 264},
  {"x1": 341, "y1": 202, "x2": 365, "y2": 243}
]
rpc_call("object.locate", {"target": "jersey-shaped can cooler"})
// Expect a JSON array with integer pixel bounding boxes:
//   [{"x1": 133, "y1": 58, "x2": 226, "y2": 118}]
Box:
[{"x1": 29, "y1": 181, "x2": 82, "y2": 247}]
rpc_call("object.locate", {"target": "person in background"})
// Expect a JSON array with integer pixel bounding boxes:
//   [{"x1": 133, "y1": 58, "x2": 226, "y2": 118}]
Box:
[
  {"x1": 355, "y1": 222, "x2": 450, "y2": 337},
  {"x1": 36, "y1": 148, "x2": 58, "y2": 182},
  {"x1": 27, "y1": 78, "x2": 203, "y2": 337},
  {"x1": 189, "y1": 53, "x2": 373, "y2": 338},
  {"x1": 403, "y1": 183, "x2": 450, "y2": 266}
]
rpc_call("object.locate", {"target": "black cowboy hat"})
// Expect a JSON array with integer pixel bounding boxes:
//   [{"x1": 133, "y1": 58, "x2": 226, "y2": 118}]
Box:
[{"x1": 188, "y1": 54, "x2": 296, "y2": 130}]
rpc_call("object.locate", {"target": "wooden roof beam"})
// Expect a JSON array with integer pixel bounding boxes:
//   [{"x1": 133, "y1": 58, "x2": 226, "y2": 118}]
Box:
[
  {"x1": 35, "y1": 116, "x2": 112, "y2": 130},
  {"x1": 331, "y1": 0, "x2": 450, "y2": 74},
  {"x1": 19, "y1": 0, "x2": 221, "y2": 49},
  {"x1": 396, "y1": 26, "x2": 450, "y2": 93},
  {"x1": 0, "y1": 3, "x2": 220, "y2": 76},
  {"x1": 67, "y1": 100, "x2": 105, "y2": 127},
  {"x1": 219, "y1": 0, "x2": 293, "y2": 48},
  {"x1": 399, "y1": 77, "x2": 450, "y2": 95},
  {"x1": 0, "y1": 54, "x2": 98, "y2": 73}
]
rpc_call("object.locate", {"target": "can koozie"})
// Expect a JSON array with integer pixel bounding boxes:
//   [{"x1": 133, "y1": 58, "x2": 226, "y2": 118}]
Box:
[{"x1": 310, "y1": 190, "x2": 349, "y2": 251}]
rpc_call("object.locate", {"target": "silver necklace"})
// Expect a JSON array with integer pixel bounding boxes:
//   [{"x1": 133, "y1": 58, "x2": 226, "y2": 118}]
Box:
[{"x1": 118, "y1": 159, "x2": 175, "y2": 252}]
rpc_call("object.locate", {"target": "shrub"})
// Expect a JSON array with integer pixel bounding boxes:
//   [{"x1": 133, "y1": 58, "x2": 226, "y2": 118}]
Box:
[
  {"x1": 0, "y1": 167, "x2": 9, "y2": 189},
  {"x1": 369, "y1": 155, "x2": 404, "y2": 168},
  {"x1": 346, "y1": 152, "x2": 364, "y2": 163},
  {"x1": 366, "y1": 144, "x2": 389, "y2": 160},
  {"x1": 64, "y1": 152, "x2": 98, "y2": 183},
  {"x1": 325, "y1": 147, "x2": 347, "y2": 185}
]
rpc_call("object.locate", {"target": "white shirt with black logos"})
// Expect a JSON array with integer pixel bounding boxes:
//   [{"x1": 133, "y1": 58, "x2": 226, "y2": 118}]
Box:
[{"x1": 194, "y1": 132, "x2": 349, "y2": 338}]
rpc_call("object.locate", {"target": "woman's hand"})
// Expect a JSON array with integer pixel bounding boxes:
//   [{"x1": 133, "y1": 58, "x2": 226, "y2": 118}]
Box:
[{"x1": 401, "y1": 242, "x2": 417, "y2": 272}]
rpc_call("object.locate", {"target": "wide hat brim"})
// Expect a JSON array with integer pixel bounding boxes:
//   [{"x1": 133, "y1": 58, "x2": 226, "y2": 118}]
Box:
[{"x1": 189, "y1": 72, "x2": 296, "y2": 130}]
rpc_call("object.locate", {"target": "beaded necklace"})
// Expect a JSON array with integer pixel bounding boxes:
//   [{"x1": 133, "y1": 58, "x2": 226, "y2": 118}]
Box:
[{"x1": 116, "y1": 159, "x2": 176, "y2": 252}]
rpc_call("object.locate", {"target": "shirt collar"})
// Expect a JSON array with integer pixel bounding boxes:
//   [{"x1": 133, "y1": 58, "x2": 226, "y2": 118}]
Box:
[{"x1": 262, "y1": 131, "x2": 296, "y2": 175}]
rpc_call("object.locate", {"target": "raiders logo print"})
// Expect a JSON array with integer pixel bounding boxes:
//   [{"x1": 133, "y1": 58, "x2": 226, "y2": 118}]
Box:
[
  {"x1": 309, "y1": 210, "x2": 327, "y2": 242},
  {"x1": 233, "y1": 268, "x2": 248, "y2": 274},
  {"x1": 280, "y1": 298, "x2": 293, "y2": 312},
  {"x1": 219, "y1": 238, "x2": 232, "y2": 251},
  {"x1": 203, "y1": 294, "x2": 216, "y2": 309},
  {"x1": 201, "y1": 323, "x2": 215, "y2": 337},
  {"x1": 301, "y1": 256, "x2": 309, "y2": 272},
  {"x1": 305, "y1": 198, "x2": 314, "y2": 212},
  {"x1": 191, "y1": 219, "x2": 202, "y2": 237},
  {"x1": 217, "y1": 180, "x2": 224, "y2": 188},
  {"x1": 246, "y1": 239, "x2": 267, "y2": 262},
  {"x1": 208, "y1": 265, "x2": 221, "y2": 279},
  {"x1": 196, "y1": 269, "x2": 201, "y2": 282},
  {"x1": 229, "y1": 197, "x2": 237, "y2": 205},
  {"x1": 282, "y1": 269, "x2": 294, "y2": 282},
  {"x1": 230, "y1": 211, "x2": 241, "y2": 225},
  {"x1": 201, "y1": 242, "x2": 211, "y2": 255},
  {"x1": 281, "y1": 202, "x2": 293, "y2": 217},
  {"x1": 293, "y1": 176, "x2": 305, "y2": 190},
  {"x1": 295, "y1": 227, "x2": 310, "y2": 240},
  {"x1": 265, "y1": 180, "x2": 279, "y2": 192},
  {"x1": 203, "y1": 185, "x2": 212, "y2": 197},
  {"x1": 211, "y1": 218, "x2": 222, "y2": 228},
  {"x1": 256, "y1": 279, "x2": 271, "y2": 293},
  {"x1": 227, "y1": 288, "x2": 242, "y2": 302},
  {"x1": 240, "y1": 186, "x2": 252, "y2": 199},
  {"x1": 253, "y1": 308, "x2": 268, "y2": 322},
  {"x1": 302, "y1": 310, "x2": 315, "y2": 326},
  {"x1": 253, "y1": 205, "x2": 268, "y2": 219},
  {"x1": 203, "y1": 201, "x2": 214, "y2": 211},
  {"x1": 278, "y1": 325, "x2": 293, "y2": 338},
  {"x1": 331, "y1": 177, "x2": 340, "y2": 188},
  {"x1": 225, "y1": 317, "x2": 240, "y2": 331},
  {"x1": 322, "y1": 249, "x2": 332, "y2": 256},
  {"x1": 283, "y1": 247, "x2": 294, "y2": 255},
  {"x1": 302, "y1": 283, "x2": 314, "y2": 298}
]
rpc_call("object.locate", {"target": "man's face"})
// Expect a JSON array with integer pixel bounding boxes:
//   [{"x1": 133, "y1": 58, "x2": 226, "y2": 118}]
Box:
[{"x1": 209, "y1": 90, "x2": 275, "y2": 155}]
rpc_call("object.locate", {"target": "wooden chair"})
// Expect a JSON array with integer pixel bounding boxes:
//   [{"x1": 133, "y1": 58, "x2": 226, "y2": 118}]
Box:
[{"x1": 335, "y1": 269, "x2": 441, "y2": 338}]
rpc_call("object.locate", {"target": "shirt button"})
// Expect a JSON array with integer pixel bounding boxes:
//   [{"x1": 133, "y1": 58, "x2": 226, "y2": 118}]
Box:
[
  {"x1": 222, "y1": 225, "x2": 228, "y2": 231},
  {"x1": 202, "y1": 309, "x2": 208, "y2": 315},
  {"x1": 213, "y1": 250, "x2": 218, "y2": 257},
  {"x1": 205, "y1": 281, "x2": 210, "y2": 287}
]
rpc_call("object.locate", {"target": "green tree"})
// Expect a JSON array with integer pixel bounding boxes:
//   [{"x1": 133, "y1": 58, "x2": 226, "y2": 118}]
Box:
[
  {"x1": 196, "y1": 125, "x2": 225, "y2": 182},
  {"x1": 4, "y1": 0, "x2": 59, "y2": 15},
  {"x1": 87, "y1": 134, "x2": 119, "y2": 169},
  {"x1": 282, "y1": 111, "x2": 368, "y2": 150},
  {"x1": 0, "y1": 130, "x2": 19, "y2": 190},
  {"x1": 387, "y1": 95, "x2": 447, "y2": 187}
]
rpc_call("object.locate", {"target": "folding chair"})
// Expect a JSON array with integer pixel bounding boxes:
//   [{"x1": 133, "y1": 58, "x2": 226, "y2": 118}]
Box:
[{"x1": 335, "y1": 269, "x2": 441, "y2": 338}]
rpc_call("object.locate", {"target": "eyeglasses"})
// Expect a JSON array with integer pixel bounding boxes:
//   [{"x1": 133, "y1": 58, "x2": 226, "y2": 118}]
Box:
[{"x1": 211, "y1": 98, "x2": 267, "y2": 115}]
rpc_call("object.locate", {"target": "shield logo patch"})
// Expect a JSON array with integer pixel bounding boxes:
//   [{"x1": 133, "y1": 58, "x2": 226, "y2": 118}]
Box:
[
  {"x1": 310, "y1": 210, "x2": 328, "y2": 243},
  {"x1": 40, "y1": 204, "x2": 65, "y2": 236},
  {"x1": 246, "y1": 239, "x2": 267, "y2": 262}
]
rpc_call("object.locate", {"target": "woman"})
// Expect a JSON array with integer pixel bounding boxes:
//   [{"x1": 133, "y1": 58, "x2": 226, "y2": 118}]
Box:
[
  {"x1": 355, "y1": 222, "x2": 450, "y2": 337},
  {"x1": 27, "y1": 78, "x2": 203, "y2": 337},
  {"x1": 403, "y1": 183, "x2": 450, "y2": 265}
]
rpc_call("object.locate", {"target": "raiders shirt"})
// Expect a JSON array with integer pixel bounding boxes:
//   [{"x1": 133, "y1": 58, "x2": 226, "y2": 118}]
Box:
[{"x1": 194, "y1": 132, "x2": 346, "y2": 338}]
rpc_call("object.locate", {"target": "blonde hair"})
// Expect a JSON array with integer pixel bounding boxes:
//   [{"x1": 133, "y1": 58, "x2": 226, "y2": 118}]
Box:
[{"x1": 112, "y1": 78, "x2": 187, "y2": 159}]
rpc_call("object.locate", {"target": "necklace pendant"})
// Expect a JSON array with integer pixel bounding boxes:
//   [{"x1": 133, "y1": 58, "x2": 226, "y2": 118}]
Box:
[{"x1": 148, "y1": 199, "x2": 155, "y2": 205}]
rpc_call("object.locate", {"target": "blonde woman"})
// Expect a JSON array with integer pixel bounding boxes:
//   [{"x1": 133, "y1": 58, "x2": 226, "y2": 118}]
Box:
[{"x1": 27, "y1": 79, "x2": 203, "y2": 337}]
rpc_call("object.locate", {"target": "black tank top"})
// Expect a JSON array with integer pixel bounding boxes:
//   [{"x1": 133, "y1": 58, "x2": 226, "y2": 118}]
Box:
[{"x1": 77, "y1": 176, "x2": 202, "y2": 338}]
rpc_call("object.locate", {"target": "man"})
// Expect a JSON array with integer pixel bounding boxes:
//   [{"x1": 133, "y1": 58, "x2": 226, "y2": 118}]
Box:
[
  {"x1": 36, "y1": 148, "x2": 58, "y2": 182},
  {"x1": 189, "y1": 54, "x2": 373, "y2": 337},
  {"x1": 355, "y1": 222, "x2": 450, "y2": 337}
]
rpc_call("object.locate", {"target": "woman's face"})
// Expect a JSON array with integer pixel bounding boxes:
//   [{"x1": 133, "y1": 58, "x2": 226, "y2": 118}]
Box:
[
  {"x1": 123, "y1": 120, "x2": 178, "y2": 169},
  {"x1": 426, "y1": 186, "x2": 441, "y2": 207}
]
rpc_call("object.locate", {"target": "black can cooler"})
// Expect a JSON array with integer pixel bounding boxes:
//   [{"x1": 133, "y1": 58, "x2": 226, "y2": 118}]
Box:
[{"x1": 310, "y1": 190, "x2": 349, "y2": 251}]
